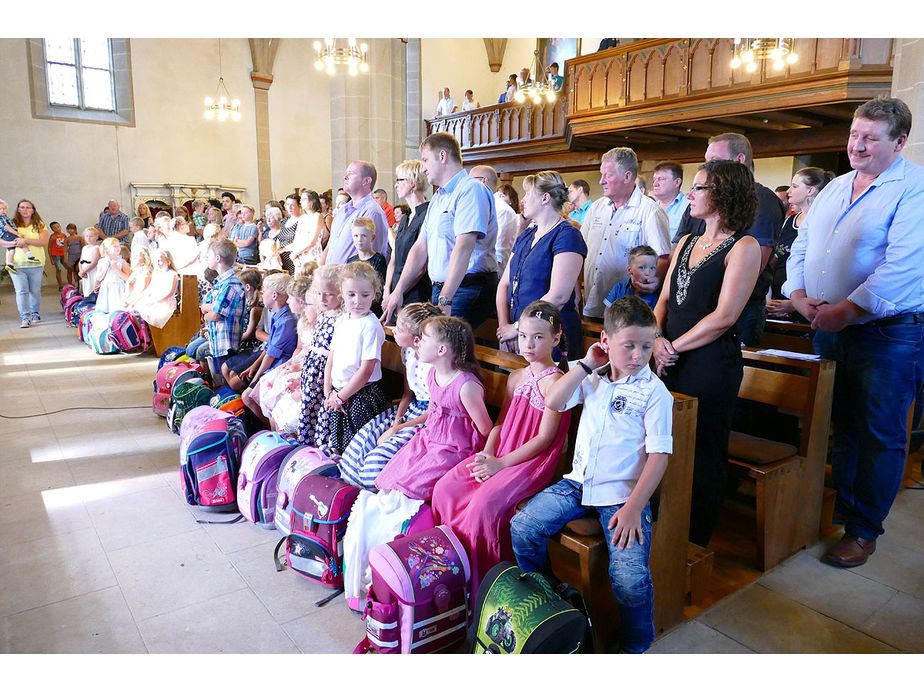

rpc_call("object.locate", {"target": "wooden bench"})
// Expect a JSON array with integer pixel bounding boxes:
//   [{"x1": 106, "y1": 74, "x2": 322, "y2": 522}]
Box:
[
  {"x1": 380, "y1": 333, "x2": 696, "y2": 651},
  {"x1": 760, "y1": 318, "x2": 815, "y2": 355},
  {"x1": 148, "y1": 274, "x2": 201, "y2": 357},
  {"x1": 726, "y1": 349, "x2": 835, "y2": 570}
]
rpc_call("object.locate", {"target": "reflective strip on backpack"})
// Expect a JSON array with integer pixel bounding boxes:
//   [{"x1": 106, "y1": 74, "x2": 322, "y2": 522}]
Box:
[
  {"x1": 413, "y1": 604, "x2": 466, "y2": 629},
  {"x1": 195, "y1": 454, "x2": 229, "y2": 482},
  {"x1": 365, "y1": 630, "x2": 399, "y2": 649},
  {"x1": 409, "y1": 621, "x2": 467, "y2": 650}
]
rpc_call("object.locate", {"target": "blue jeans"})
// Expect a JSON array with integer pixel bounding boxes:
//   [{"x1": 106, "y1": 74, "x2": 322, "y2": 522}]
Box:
[
  {"x1": 185, "y1": 335, "x2": 210, "y2": 360},
  {"x1": 510, "y1": 478, "x2": 655, "y2": 653},
  {"x1": 9, "y1": 265, "x2": 43, "y2": 319},
  {"x1": 431, "y1": 272, "x2": 498, "y2": 329},
  {"x1": 829, "y1": 321, "x2": 924, "y2": 541}
]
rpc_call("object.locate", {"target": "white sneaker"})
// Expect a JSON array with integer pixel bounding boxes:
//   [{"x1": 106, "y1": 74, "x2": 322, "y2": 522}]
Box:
[
  {"x1": 31, "y1": 312, "x2": 41, "y2": 323},
  {"x1": 20, "y1": 317, "x2": 31, "y2": 328}
]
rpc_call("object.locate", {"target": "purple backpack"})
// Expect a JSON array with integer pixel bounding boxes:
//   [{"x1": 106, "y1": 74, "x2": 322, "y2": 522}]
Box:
[
  {"x1": 107, "y1": 310, "x2": 151, "y2": 353},
  {"x1": 274, "y1": 446, "x2": 340, "y2": 537},
  {"x1": 273, "y1": 474, "x2": 359, "y2": 604},
  {"x1": 237, "y1": 431, "x2": 298, "y2": 528},
  {"x1": 355, "y1": 525, "x2": 471, "y2": 654},
  {"x1": 63, "y1": 294, "x2": 82, "y2": 323}
]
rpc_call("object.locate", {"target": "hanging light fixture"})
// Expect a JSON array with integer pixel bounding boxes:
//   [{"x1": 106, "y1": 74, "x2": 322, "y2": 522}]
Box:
[
  {"x1": 514, "y1": 49, "x2": 556, "y2": 105},
  {"x1": 313, "y1": 38, "x2": 369, "y2": 76},
  {"x1": 731, "y1": 38, "x2": 798, "y2": 72},
  {"x1": 204, "y1": 38, "x2": 241, "y2": 122}
]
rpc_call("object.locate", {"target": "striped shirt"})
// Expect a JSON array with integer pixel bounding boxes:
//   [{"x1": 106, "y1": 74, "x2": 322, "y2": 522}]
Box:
[{"x1": 97, "y1": 211, "x2": 130, "y2": 242}]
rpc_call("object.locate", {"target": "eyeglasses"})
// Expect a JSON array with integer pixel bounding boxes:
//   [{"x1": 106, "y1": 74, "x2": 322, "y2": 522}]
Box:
[
  {"x1": 395, "y1": 178, "x2": 407, "y2": 183},
  {"x1": 689, "y1": 185, "x2": 711, "y2": 193}
]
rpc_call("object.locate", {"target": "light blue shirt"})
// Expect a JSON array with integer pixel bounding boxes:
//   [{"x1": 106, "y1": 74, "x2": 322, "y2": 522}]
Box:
[
  {"x1": 568, "y1": 199, "x2": 593, "y2": 225},
  {"x1": 661, "y1": 192, "x2": 690, "y2": 236},
  {"x1": 326, "y1": 193, "x2": 389, "y2": 265},
  {"x1": 783, "y1": 155, "x2": 924, "y2": 320},
  {"x1": 422, "y1": 169, "x2": 498, "y2": 283}
]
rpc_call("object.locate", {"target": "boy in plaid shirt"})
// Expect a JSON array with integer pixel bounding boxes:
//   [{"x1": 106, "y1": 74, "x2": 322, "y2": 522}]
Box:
[{"x1": 202, "y1": 239, "x2": 247, "y2": 383}]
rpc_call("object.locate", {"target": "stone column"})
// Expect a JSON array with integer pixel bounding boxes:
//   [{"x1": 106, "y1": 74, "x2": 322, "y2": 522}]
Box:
[
  {"x1": 405, "y1": 38, "x2": 422, "y2": 161},
  {"x1": 891, "y1": 38, "x2": 924, "y2": 166},
  {"x1": 249, "y1": 39, "x2": 280, "y2": 206},
  {"x1": 330, "y1": 38, "x2": 407, "y2": 198}
]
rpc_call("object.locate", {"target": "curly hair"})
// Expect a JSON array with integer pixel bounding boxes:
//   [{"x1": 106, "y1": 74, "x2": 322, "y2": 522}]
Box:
[
  {"x1": 699, "y1": 160, "x2": 757, "y2": 233},
  {"x1": 340, "y1": 260, "x2": 382, "y2": 299}
]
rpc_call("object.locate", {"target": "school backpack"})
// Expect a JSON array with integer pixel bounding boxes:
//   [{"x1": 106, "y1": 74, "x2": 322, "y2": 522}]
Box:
[
  {"x1": 274, "y1": 446, "x2": 340, "y2": 537},
  {"x1": 209, "y1": 385, "x2": 246, "y2": 419},
  {"x1": 70, "y1": 295, "x2": 97, "y2": 328},
  {"x1": 153, "y1": 360, "x2": 207, "y2": 417},
  {"x1": 63, "y1": 294, "x2": 83, "y2": 325},
  {"x1": 87, "y1": 322, "x2": 120, "y2": 355},
  {"x1": 354, "y1": 525, "x2": 471, "y2": 654},
  {"x1": 107, "y1": 310, "x2": 151, "y2": 353},
  {"x1": 79, "y1": 309, "x2": 106, "y2": 343},
  {"x1": 179, "y1": 405, "x2": 232, "y2": 441},
  {"x1": 60, "y1": 284, "x2": 79, "y2": 307},
  {"x1": 179, "y1": 416, "x2": 248, "y2": 513},
  {"x1": 157, "y1": 345, "x2": 189, "y2": 372},
  {"x1": 167, "y1": 380, "x2": 213, "y2": 434},
  {"x1": 273, "y1": 473, "x2": 359, "y2": 603},
  {"x1": 471, "y1": 561, "x2": 594, "y2": 654},
  {"x1": 236, "y1": 431, "x2": 298, "y2": 528}
]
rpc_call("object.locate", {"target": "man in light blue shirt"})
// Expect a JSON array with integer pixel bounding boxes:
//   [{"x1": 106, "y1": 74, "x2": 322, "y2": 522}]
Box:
[
  {"x1": 381, "y1": 132, "x2": 498, "y2": 327},
  {"x1": 567, "y1": 179, "x2": 592, "y2": 225},
  {"x1": 322, "y1": 160, "x2": 389, "y2": 265},
  {"x1": 784, "y1": 97, "x2": 924, "y2": 569},
  {"x1": 651, "y1": 161, "x2": 690, "y2": 242}
]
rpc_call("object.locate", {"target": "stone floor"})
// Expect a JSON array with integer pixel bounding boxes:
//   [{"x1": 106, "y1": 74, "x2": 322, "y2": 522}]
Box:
[{"x1": 1, "y1": 285, "x2": 922, "y2": 660}]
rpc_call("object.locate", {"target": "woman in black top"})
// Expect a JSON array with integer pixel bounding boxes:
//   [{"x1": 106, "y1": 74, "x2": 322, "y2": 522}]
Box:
[
  {"x1": 278, "y1": 195, "x2": 300, "y2": 274},
  {"x1": 654, "y1": 160, "x2": 762, "y2": 547},
  {"x1": 383, "y1": 159, "x2": 432, "y2": 313}
]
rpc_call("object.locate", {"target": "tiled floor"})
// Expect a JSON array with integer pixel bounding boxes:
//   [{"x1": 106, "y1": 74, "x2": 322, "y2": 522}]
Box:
[{"x1": 1, "y1": 285, "x2": 922, "y2": 655}]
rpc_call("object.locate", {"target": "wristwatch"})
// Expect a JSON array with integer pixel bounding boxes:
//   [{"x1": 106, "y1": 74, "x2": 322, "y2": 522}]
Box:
[{"x1": 437, "y1": 296, "x2": 452, "y2": 307}]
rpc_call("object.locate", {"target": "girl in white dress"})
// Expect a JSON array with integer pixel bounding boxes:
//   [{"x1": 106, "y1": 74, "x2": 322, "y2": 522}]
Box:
[
  {"x1": 135, "y1": 249, "x2": 179, "y2": 329},
  {"x1": 94, "y1": 237, "x2": 130, "y2": 313},
  {"x1": 77, "y1": 227, "x2": 102, "y2": 297}
]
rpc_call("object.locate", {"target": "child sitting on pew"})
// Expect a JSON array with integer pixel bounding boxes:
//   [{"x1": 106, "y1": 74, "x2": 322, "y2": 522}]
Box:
[
  {"x1": 603, "y1": 244, "x2": 661, "y2": 310},
  {"x1": 77, "y1": 227, "x2": 102, "y2": 297},
  {"x1": 432, "y1": 301, "x2": 572, "y2": 591},
  {"x1": 242, "y1": 274, "x2": 316, "y2": 425},
  {"x1": 510, "y1": 296, "x2": 673, "y2": 654},
  {"x1": 314, "y1": 261, "x2": 390, "y2": 455},
  {"x1": 134, "y1": 249, "x2": 179, "y2": 329},
  {"x1": 223, "y1": 272, "x2": 298, "y2": 392},
  {"x1": 338, "y1": 301, "x2": 442, "y2": 490},
  {"x1": 203, "y1": 269, "x2": 263, "y2": 380},
  {"x1": 201, "y1": 239, "x2": 249, "y2": 385},
  {"x1": 124, "y1": 247, "x2": 153, "y2": 310},
  {"x1": 184, "y1": 267, "x2": 218, "y2": 363},
  {"x1": 295, "y1": 264, "x2": 343, "y2": 445},
  {"x1": 343, "y1": 316, "x2": 492, "y2": 610}
]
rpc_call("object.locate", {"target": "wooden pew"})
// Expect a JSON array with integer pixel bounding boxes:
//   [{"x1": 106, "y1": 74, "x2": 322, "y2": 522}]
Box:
[
  {"x1": 726, "y1": 349, "x2": 835, "y2": 570},
  {"x1": 760, "y1": 318, "x2": 815, "y2": 354},
  {"x1": 148, "y1": 274, "x2": 201, "y2": 357},
  {"x1": 380, "y1": 333, "x2": 696, "y2": 650}
]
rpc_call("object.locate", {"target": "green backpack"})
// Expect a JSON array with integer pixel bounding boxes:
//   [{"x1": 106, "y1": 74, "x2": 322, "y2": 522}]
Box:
[
  {"x1": 472, "y1": 562, "x2": 593, "y2": 654},
  {"x1": 167, "y1": 381, "x2": 213, "y2": 434}
]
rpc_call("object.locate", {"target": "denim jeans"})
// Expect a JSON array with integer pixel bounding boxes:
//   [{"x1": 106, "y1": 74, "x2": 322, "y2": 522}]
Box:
[
  {"x1": 829, "y1": 321, "x2": 924, "y2": 541},
  {"x1": 185, "y1": 335, "x2": 210, "y2": 360},
  {"x1": 431, "y1": 272, "x2": 498, "y2": 329},
  {"x1": 510, "y1": 478, "x2": 655, "y2": 653},
  {"x1": 9, "y1": 265, "x2": 43, "y2": 319}
]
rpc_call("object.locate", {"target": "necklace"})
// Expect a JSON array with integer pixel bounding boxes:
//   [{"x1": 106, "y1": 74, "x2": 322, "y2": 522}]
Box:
[{"x1": 698, "y1": 239, "x2": 715, "y2": 250}]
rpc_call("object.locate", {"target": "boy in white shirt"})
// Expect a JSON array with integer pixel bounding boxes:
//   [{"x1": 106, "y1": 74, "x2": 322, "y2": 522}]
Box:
[{"x1": 510, "y1": 295, "x2": 673, "y2": 653}]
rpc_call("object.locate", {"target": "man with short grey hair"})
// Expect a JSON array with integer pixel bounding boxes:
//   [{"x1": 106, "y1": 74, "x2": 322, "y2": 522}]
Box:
[
  {"x1": 322, "y1": 160, "x2": 389, "y2": 265},
  {"x1": 470, "y1": 164, "x2": 518, "y2": 274},
  {"x1": 97, "y1": 199, "x2": 130, "y2": 243},
  {"x1": 580, "y1": 147, "x2": 671, "y2": 318}
]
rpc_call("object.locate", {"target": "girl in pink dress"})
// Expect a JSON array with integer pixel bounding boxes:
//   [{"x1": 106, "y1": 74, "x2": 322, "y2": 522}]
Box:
[
  {"x1": 343, "y1": 316, "x2": 493, "y2": 608},
  {"x1": 432, "y1": 301, "x2": 572, "y2": 592}
]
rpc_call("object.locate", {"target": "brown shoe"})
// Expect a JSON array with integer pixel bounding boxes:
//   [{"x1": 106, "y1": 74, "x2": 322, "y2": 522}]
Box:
[{"x1": 823, "y1": 534, "x2": 876, "y2": 568}]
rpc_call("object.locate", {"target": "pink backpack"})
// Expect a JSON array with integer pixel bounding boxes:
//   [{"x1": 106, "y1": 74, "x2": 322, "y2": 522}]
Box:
[
  {"x1": 153, "y1": 360, "x2": 206, "y2": 417},
  {"x1": 108, "y1": 310, "x2": 151, "y2": 353},
  {"x1": 60, "y1": 284, "x2": 78, "y2": 305},
  {"x1": 179, "y1": 416, "x2": 248, "y2": 514},
  {"x1": 274, "y1": 446, "x2": 339, "y2": 537},
  {"x1": 273, "y1": 474, "x2": 359, "y2": 605},
  {"x1": 355, "y1": 525, "x2": 471, "y2": 654},
  {"x1": 63, "y1": 294, "x2": 83, "y2": 325},
  {"x1": 237, "y1": 431, "x2": 298, "y2": 528}
]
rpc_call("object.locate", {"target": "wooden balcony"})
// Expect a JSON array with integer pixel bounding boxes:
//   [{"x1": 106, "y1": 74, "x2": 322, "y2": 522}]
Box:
[{"x1": 426, "y1": 38, "x2": 894, "y2": 173}]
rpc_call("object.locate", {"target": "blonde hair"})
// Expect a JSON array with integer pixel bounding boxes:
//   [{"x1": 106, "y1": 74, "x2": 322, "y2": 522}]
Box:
[
  {"x1": 202, "y1": 223, "x2": 223, "y2": 243},
  {"x1": 131, "y1": 247, "x2": 153, "y2": 272},
  {"x1": 395, "y1": 159, "x2": 429, "y2": 193},
  {"x1": 397, "y1": 302, "x2": 442, "y2": 337},
  {"x1": 151, "y1": 249, "x2": 177, "y2": 272},
  {"x1": 100, "y1": 237, "x2": 121, "y2": 256},
  {"x1": 522, "y1": 170, "x2": 568, "y2": 210},
  {"x1": 313, "y1": 264, "x2": 342, "y2": 287},
  {"x1": 288, "y1": 275, "x2": 312, "y2": 303},
  {"x1": 83, "y1": 226, "x2": 100, "y2": 241},
  {"x1": 262, "y1": 272, "x2": 293, "y2": 296},
  {"x1": 296, "y1": 260, "x2": 318, "y2": 279},
  {"x1": 351, "y1": 217, "x2": 375, "y2": 236},
  {"x1": 340, "y1": 260, "x2": 382, "y2": 298}
]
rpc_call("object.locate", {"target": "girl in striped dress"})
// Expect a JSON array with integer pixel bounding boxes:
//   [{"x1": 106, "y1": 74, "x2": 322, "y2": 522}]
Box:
[{"x1": 338, "y1": 302, "x2": 442, "y2": 489}]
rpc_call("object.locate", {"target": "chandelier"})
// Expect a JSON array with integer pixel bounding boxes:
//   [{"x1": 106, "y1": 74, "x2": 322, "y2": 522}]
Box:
[
  {"x1": 204, "y1": 38, "x2": 241, "y2": 121},
  {"x1": 313, "y1": 38, "x2": 369, "y2": 76},
  {"x1": 515, "y1": 49, "x2": 556, "y2": 105},
  {"x1": 731, "y1": 38, "x2": 798, "y2": 72}
]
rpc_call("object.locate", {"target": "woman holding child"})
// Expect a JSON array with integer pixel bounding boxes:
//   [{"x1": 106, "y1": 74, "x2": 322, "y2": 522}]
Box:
[
  {"x1": 495, "y1": 171, "x2": 586, "y2": 356},
  {"x1": 653, "y1": 160, "x2": 762, "y2": 548},
  {"x1": 1, "y1": 199, "x2": 49, "y2": 328}
]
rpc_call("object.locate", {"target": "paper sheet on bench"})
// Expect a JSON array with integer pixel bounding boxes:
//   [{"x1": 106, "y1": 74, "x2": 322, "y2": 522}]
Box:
[{"x1": 756, "y1": 349, "x2": 821, "y2": 361}]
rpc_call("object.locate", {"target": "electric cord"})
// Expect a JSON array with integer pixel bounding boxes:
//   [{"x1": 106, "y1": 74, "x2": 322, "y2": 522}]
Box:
[{"x1": 0, "y1": 405, "x2": 151, "y2": 419}]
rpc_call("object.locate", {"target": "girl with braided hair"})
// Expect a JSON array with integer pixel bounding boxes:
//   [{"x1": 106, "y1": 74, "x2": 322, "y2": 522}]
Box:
[{"x1": 432, "y1": 301, "x2": 572, "y2": 591}]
